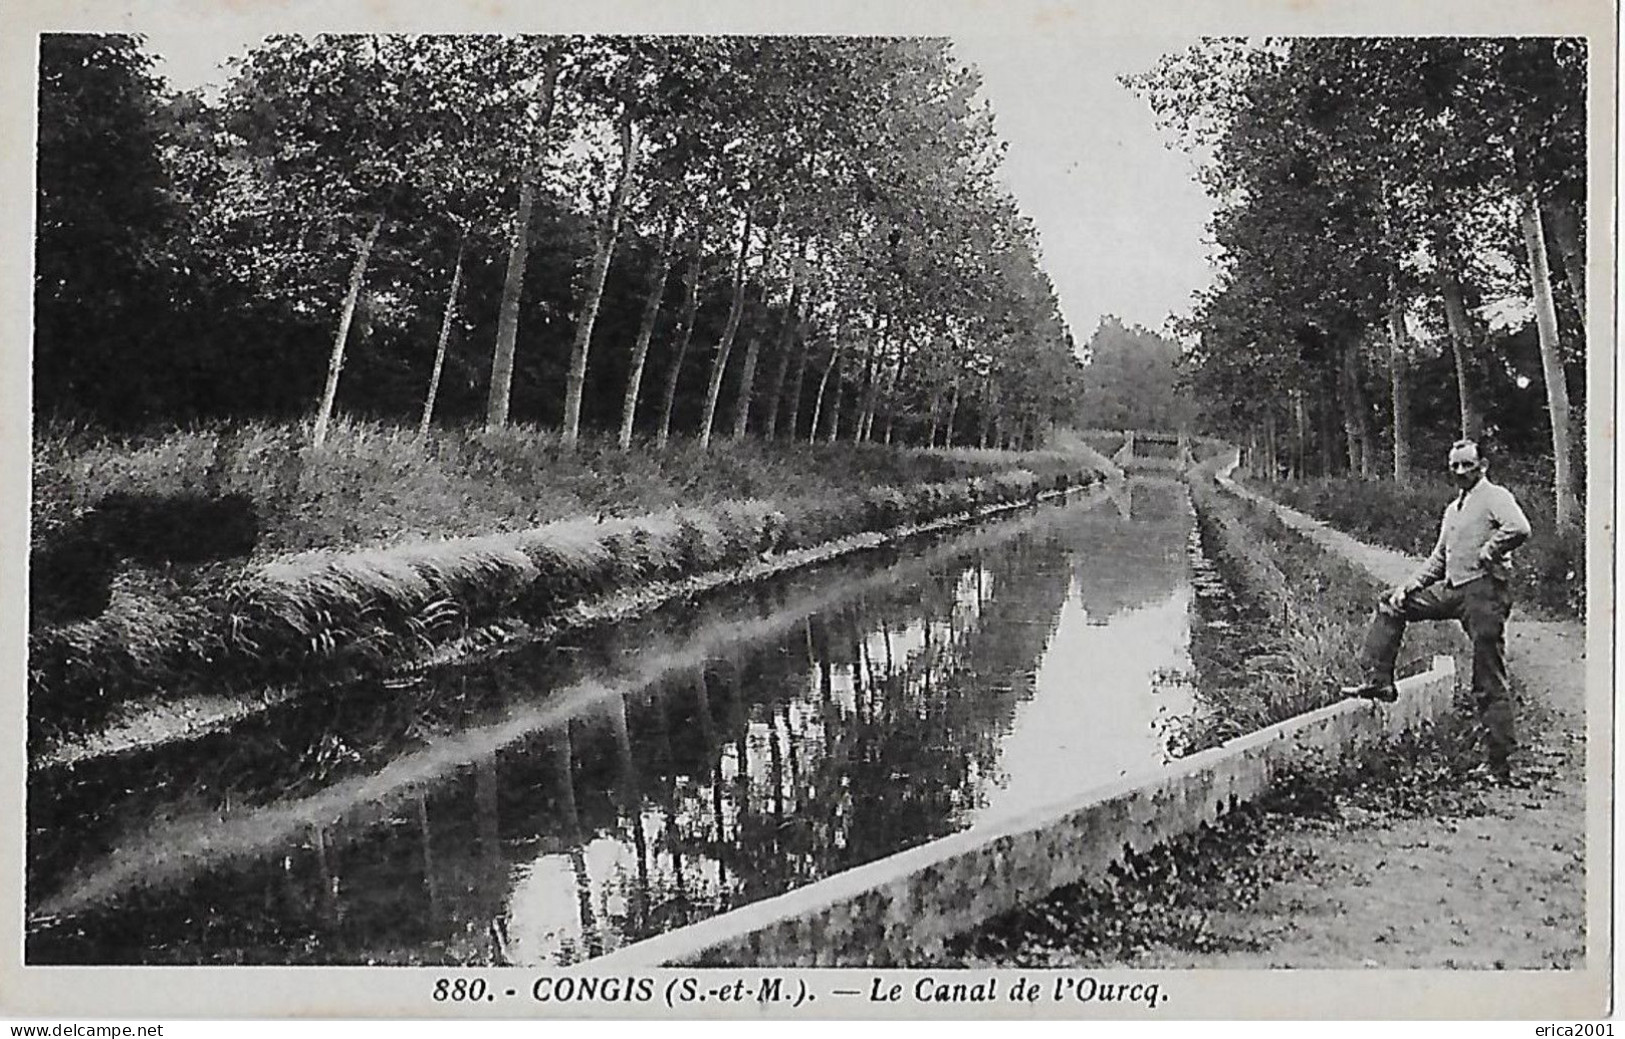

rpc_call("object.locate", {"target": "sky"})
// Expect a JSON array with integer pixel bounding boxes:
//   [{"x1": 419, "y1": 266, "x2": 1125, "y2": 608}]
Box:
[
  {"x1": 139, "y1": 26, "x2": 1218, "y2": 352},
  {"x1": 951, "y1": 32, "x2": 1217, "y2": 345}
]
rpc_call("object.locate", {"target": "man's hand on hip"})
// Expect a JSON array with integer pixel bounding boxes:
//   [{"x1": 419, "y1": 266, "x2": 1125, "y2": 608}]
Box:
[{"x1": 1381, "y1": 585, "x2": 1411, "y2": 614}]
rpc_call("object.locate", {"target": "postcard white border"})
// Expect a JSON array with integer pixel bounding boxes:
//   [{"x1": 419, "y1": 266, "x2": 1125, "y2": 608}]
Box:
[{"x1": 0, "y1": 0, "x2": 1614, "y2": 1020}]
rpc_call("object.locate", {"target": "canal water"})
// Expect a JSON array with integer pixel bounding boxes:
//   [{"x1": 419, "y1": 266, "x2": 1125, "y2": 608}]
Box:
[{"x1": 28, "y1": 477, "x2": 1198, "y2": 966}]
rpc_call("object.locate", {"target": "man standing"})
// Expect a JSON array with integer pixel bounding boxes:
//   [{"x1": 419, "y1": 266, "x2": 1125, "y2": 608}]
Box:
[{"x1": 1342, "y1": 439, "x2": 1531, "y2": 780}]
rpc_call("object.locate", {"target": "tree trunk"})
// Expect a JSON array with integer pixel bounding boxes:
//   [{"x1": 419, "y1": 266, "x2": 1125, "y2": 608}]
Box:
[
  {"x1": 655, "y1": 226, "x2": 706, "y2": 450},
  {"x1": 1338, "y1": 369, "x2": 1359, "y2": 473},
  {"x1": 825, "y1": 361, "x2": 845, "y2": 443},
  {"x1": 729, "y1": 225, "x2": 786, "y2": 440},
  {"x1": 759, "y1": 316, "x2": 793, "y2": 440},
  {"x1": 855, "y1": 361, "x2": 874, "y2": 442},
  {"x1": 1438, "y1": 265, "x2": 1483, "y2": 438},
  {"x1": 486, "y1": 172, "x2": 535, "y2": 432},
  {"x1": 779, "y1": 310, "x2": 812, "y2": 440},
  {"x1": 1293, "y1": 390, "x2": 1308, "y2": 479},
  {"x1": 855, "y1": 319, "x2": 883, "y2": 442},
  {"x1": 978, "y1": 375, "x2": 995, "y2": 449},
  {"x1": 618, "y1": 210, "x2": 677, "y2": 451},
  {"x1": 312, "y1": 213, "x2": 384, "y2": 448},
  {"x1": 943, "y1": 378, "x2": 961, "y2": 448},
  {"x1": 1265, "y1": 410, "x2": 1278, "y2": 477},
  {"x1": 729, "y1": 323, "x2": 764, "y2": 441},
  {"x1": 808, "y1": 328, "x2": 841, "y2": 445},
  {"x1": 419, "y1": 236, "x2": 465, "y2": 438},
  {"x1": 1544, "y1": 195, "x2": 1586, "y2": 327},
  {"x1": 699, "y1": 209, "x2": 754, "y2": 450},
  {"x1": 760, "y1": 249, "x2": 807, "y2": 439},
  {"x1": 1386, "y1": 296, "x2": 1411, "y2": 482},
  {"x1": 1336, "y1": 335, "x2": 1376, "y2": 477},
  {"x1": 854, "y1": 385, "x2": 870, "y2": 443},
  {"x1": 1520, "y1": 190, "x2": 1580, "y2": 527},
  {"x1": 866, "y1": 326, "x2": 893, "y2": 442},
  {"x1": 562, "y1": 115, "x2": 640, "y2": 450},
  {"x1": 1317, "y1": 381, "x2": 1336, "y2": 476},
  {"x1": 876, "y1": 342, "x2": 909, "y2": 446},
  {"x1": 486, "y1": 51, "x2": 562, "y2": 431}
]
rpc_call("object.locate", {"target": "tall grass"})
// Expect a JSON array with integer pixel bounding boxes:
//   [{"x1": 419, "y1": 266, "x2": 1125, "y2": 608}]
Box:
[{"x1": 32, "y1": 418, "x2": 1084, "y2": 557}]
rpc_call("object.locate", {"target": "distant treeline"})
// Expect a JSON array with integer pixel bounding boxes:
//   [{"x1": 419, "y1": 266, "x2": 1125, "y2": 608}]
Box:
[{"x1": 1073, "y1": 316, "x2": 1197, "y2": 433}]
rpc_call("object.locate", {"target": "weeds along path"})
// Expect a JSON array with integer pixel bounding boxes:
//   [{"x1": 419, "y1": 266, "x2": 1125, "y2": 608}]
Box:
[{"x1": 1148, "y1": 476, "x2": 1590, "y2": 968}]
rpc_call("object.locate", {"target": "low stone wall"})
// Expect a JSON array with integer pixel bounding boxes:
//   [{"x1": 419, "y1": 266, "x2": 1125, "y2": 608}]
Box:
[{"x1": 598, "y1": 653, "x2": 1458, "y2": 967}]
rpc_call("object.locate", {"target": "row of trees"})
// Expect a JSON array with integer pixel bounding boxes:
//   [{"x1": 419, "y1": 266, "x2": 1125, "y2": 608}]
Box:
[
  {"x1": 1127, "y1": 38, "x2": 1586, "y2": 524},
  {"x1": 37, "y1": 33, "x2": 1083, "y2": 453}
]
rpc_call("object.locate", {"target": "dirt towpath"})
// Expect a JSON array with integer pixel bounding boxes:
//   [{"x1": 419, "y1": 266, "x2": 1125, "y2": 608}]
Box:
[{"x1": 1144, "y1": 480, "x2": 1592, "y2": 969}]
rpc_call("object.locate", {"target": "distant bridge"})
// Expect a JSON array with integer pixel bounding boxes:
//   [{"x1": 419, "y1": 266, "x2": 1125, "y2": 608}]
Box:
[{"x1": 1076, "y1": 429, "x2": 1197, "y2": 474}]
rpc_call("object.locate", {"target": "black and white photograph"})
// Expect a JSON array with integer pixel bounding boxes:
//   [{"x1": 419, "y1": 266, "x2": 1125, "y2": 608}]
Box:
[{"x1": 1, "y1": 0, "x2": 1614, "y2": 1023}]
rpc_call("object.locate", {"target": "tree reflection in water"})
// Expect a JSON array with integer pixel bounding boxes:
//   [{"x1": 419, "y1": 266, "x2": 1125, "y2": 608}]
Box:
[{"x1": 28, "y1": 481, "x2": 1198, "y2": 966}]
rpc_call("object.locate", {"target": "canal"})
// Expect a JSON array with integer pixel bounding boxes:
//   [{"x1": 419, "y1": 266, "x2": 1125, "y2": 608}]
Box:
[{"x1": 28, "y1": 476, "x2": 1199, "y2": 966}]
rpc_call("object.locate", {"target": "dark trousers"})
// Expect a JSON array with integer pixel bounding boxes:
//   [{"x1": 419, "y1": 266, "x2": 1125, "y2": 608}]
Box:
[{"x1": 1359, "y1": 576, "x2": 1514, "y2": 766}]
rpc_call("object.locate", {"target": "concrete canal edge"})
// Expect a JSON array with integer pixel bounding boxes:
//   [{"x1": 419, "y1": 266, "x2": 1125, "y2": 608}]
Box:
[{"x1": 596, "y1": 654, "x2": 1458, "y2": 967}]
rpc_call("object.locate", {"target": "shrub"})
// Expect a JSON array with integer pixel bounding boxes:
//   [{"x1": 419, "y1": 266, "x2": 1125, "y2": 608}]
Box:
[{"x1": 671, "y1": 513, "x2": 724, "y2": 574}]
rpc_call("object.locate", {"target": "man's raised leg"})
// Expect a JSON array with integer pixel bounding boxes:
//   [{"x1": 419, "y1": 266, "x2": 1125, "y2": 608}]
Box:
[{"x1": 1348, "y1": 583, "x2": 1460, "y2": 701}]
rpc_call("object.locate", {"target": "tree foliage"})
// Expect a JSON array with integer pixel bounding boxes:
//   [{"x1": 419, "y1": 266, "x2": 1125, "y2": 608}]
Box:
[
  {"x1": 1075, "y1": 317, "x2": 1196, "y2": 432},
  {"x1": 36, "y1": 34, "x2": 180, "y2": 423},
  {"x1": 1127, "y1": 37, "x2": 1585, "y2": 515},
  {"x1": 35, "y1": 33, "x2": 1082, "y2": 453}
]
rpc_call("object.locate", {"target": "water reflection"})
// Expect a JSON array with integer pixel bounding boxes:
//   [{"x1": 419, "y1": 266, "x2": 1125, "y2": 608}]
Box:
[{"x1": 29, "y1": 479, "x2": 1195, "y2": 965}]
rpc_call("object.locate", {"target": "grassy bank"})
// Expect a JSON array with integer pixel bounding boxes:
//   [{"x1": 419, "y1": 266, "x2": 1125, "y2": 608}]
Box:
[
  {"x1": 1250, "y1": 474, "x2": 1582, "y2": 618},
  {"x1": 29, "y1": 419, "x2": 1108, "y2": 742},
  {"x1": 32, "y1": 417, "x2": 1091, "y2": 560},
  {"x1": 1175, "y1": 472, "x2": 1461, "y2": 753}
]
